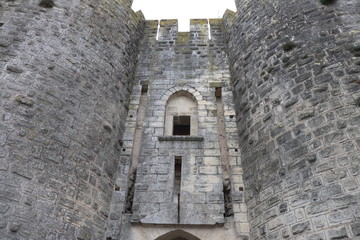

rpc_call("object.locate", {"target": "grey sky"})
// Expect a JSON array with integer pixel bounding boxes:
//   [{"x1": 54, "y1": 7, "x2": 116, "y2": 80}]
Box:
[{"x1": 132, "y1": 0, "x2": 236, "y2": 31}]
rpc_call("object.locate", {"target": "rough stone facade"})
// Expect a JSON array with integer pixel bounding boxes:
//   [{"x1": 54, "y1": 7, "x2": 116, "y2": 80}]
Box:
[
  {"x1": 0, "y1": 0, "x2": 144, "y2": 239},
  {"x1": 225, "y1": 0, "x2": 360, "y2": 239},
  {"x1": 106, "y1": 19, "x2": 248, "y2": 240},
  {"x1": 0, "y1": 0, "x2": 359, "y2": 240}
]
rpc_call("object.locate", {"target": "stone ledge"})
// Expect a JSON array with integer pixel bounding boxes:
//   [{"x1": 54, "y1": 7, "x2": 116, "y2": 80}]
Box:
[{"x1": 158, "y1": 136, "x2": 204, "y2": 141}]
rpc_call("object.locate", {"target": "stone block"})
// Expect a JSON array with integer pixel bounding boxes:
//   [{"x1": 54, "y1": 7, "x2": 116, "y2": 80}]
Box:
[
  {"x1": 306, "y1": 201, "x2": 328, "y2": 215},
  {"x1": 327, "y1": 226, "x2": 349, "y2": 239},
  {"x1": 268, "y1": 216, "x2": 284, "y2": 231},
  {"x1": 291, "y1": 221, "x2": 311, "y2": 235},
  {"x1": 199, "y1": 166, "x2": 218, "y2": 174},
  {"x1": 351, "y1": 222, "x2": 360, "y2": 236},
  {"x1": 308, "y1": 232, "x2": 326, "y2": 240}
]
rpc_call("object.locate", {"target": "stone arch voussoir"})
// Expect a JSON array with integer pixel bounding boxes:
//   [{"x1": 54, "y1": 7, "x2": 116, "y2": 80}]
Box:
[{"x1": 160, "y1": 86, "x2": 203, "y2": 103}]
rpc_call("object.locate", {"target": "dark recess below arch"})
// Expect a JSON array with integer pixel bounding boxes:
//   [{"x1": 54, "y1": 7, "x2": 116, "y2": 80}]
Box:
[{"x1": 155, "y1": 230, "x2": 201, "y2": 240}]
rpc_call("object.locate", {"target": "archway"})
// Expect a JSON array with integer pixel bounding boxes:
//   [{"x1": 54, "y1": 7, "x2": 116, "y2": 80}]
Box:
[{"x1": 155, "y1": 230, "x2": 201, "y2": 240}]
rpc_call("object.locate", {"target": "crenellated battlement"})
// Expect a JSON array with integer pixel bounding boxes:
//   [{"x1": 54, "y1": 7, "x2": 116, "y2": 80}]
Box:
[{"x1": 144, "y1": 18, "x2": 225, "y2": 43}]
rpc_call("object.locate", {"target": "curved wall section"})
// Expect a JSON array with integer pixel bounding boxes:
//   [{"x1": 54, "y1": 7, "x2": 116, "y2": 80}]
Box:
[
  {"x1": 225, "y1": 0, "x2": 360, "y2": 239},
  {"x1": 0, "y1": 0, "x2": 144, "y2": 239}
]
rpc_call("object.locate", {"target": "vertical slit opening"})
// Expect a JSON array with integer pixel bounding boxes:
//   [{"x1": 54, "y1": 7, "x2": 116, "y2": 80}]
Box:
[
  {"x1": 174, "y1": 156, "x2": 182, "y2": 223},
  {"x1": 125, "y1": 170, "x2": 137, "y2": 213}
]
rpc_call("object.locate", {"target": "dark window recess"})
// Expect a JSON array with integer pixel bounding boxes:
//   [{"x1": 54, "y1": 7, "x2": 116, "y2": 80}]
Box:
[
  {"x1": 215, "y1": 87, "x2": 222, "y2": 98},
  {"x1": 174, "y1": 156, "x2": 182, "y2": 196},
  {"x1": 173, "y1": 116, "x2": 191, "y2": 135},
  {"x1": 141, "y1": 84, "x2": 148, "y2": 93}
]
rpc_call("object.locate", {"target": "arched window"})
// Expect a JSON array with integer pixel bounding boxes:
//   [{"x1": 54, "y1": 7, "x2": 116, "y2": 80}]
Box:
[{"x1": 164, "y1": 91, "x2": 198, "y2": 136}]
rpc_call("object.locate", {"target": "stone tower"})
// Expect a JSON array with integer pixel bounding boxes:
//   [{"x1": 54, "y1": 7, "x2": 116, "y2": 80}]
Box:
[
  {"x1": 0, "y1": 0, "x2": 359, "y2": 240},
  {"x1": 0, "y1": 0, "x2": 144, "y2": 239},
  {"x1": 224, "y1": 0, "x2": 360, "y2": 239},
  {"x1": 105, "y1": 19, "x2": 249, "y2": 240}
]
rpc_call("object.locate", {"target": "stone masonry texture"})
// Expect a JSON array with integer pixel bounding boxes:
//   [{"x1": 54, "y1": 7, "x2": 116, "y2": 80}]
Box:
[
  {"x1": 0, "y1": 0, "x2": 359, "y2": 239},
  {"x1": 224, "y1": 0, "x2": 360, "y2": 239},
  {"x1": 0, "y1": 0, "x2": 144, "y2": 239},
  {"x1": 106, "y1": 19, "x2": 249, "y2": 239}
]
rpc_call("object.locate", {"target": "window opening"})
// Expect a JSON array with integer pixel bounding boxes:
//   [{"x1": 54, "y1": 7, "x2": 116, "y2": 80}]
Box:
[
  {"x1": 141, "y1": 84, "x2": 148, "y2": 93},
  {"x1": 173, "y1": 116, "x2": 191, "y2": 136},
  {"x1": 215, "y1": 87, "x2": 222, "y2": 98}
]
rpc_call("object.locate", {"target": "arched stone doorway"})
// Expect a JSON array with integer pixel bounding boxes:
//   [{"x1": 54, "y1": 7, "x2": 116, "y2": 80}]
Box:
[{"x1": 155, "y1": 230, "x2": 201, "y2": 240}]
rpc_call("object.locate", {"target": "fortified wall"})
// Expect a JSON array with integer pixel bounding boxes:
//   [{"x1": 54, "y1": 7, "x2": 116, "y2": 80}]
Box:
[
  {"x1": 0, "y1": 0, "x2": 144, "y2": 239},
  {"x1": 225, "y1": 0, "x2": 360, "y2": 239},
  {"x1": 0, "y1": 0, "x2": 359, "y2": 240}
]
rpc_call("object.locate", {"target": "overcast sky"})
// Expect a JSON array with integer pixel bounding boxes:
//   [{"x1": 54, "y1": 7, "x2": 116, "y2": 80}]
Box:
[{"x1": 131, "y1": 0, "x2": 237, "y2": 31}]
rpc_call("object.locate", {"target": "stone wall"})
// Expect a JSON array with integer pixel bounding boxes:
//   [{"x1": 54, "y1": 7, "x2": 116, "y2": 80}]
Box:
[
  {"x1": 0, "y1": 0, "x2": 144, "y2": 239},
  {"x1": 1, "y1": 0, "x2": 359, "y2": 239},
  {"x1": 107, "y1": 19, "x2": 249, "y2": 240},
  {"x1": 225, "y1": 0, "x2": 360, "y2": 239}
]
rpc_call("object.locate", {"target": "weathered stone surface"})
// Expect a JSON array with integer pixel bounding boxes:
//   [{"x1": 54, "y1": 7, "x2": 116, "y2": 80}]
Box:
[
  {"x1": 351, "y1": 222, "x2": 360, "y2": 236},
  {"x1": 291, "y1": 221, "x2": 311, "y2": 235},
  {"x1": 224, "y1": 0, "x2": 360, "y2": 239},
  {"x1": 328, "y1": 226, "x2": 349, "y2": 239},
  {"x1": 0, "y1": 0, "x2": 144, "y2": 239},
  {"x1": 0, "y1": 0, "x2": 359, "y2": 239},
  {"x1": 109, "y1": 18, "x2": 248, "y2": 239}
]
